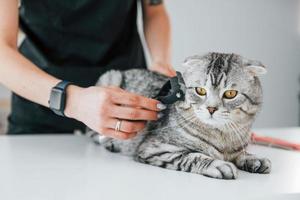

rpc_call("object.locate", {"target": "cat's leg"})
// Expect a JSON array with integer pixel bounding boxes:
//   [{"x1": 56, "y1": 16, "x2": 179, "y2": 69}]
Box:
[
  {"x1": 136, "y1": 143, "x2": 238, "y2": 179},
  {"x1": 234, "y1": 152, "x2": 271, "y2": 174}
]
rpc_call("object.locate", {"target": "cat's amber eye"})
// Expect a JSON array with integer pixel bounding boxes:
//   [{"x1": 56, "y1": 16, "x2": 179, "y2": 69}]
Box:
[
  {"x1": 223, "y1": 90, "x2": 238, "y2": 99},
  {"x1": 195, "y1": 87, "x2": 207, "y2": 96}
]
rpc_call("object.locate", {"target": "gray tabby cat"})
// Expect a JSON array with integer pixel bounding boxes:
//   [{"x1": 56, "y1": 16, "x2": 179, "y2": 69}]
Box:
[{"x1": 94, "y1": 52, "x2": 271, "y2": 179}]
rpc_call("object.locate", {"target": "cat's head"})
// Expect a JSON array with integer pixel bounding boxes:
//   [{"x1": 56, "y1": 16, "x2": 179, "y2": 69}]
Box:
[{"x1": 176, "y1": 52, "x2": 266, "y2": 129}]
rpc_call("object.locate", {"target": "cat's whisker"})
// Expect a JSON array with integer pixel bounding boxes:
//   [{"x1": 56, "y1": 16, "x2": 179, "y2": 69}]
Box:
[
  {"x1": 142, "y1": 113, "x2": 197, "y2": 133},
  {"x1": 154, "y1": 111, "x2": 195, "y2": 124},
  {"x1": 221, "y1": 111, "x2": 230, "y2": 114},
  {"x1": 227, "y1": 123, "x2": 244, "y2": 151},
  {"x1": 232, "y1": 124, "x2": 246, "y2": 154},
  {"x1": 148, "y1": 118, "x2": 196, "y2": 134},
  {"x1": 231, "y1": 121, "x2": 248, "y2": 135},
  {"x1": 227, "y1": 122, "x2": 246, "y2": 152},
  {"x1": 231, "y1": 122, "x2": 250, "y2": 143},
  {"x1": 228, "y1": 122, "x2": 249, "y2": 154},
  {"x1": 225, "y1": 123, "x2": 236, "y2": 147}
]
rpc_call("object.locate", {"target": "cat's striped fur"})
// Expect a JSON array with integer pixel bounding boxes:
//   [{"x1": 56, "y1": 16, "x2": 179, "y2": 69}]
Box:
[{"x1": 93, "y1": 52, "x2": 271, "y2": 179}]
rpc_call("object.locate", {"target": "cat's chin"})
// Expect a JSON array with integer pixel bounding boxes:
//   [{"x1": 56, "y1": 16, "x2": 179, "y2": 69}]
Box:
[{"x1": 198, "y1": 117, "x2": 227, "y2": 129}]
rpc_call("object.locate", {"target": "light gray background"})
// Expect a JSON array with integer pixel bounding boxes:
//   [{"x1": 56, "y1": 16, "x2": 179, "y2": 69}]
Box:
[
  {"x1": 0, "y1": 0, "x2": 299, "y2": 128},
  {"x1": 0, "y1": 86, "x2": 9, "y2": 99}
]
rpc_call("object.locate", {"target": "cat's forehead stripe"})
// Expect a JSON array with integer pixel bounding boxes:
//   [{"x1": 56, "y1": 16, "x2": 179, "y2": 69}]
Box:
[{"x1": 206, "y1": 53, "x2": 233, "y2": 87}]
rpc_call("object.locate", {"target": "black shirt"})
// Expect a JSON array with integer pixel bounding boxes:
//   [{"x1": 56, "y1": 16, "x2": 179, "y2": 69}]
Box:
[{"x1": 8, "y1": 0, "x2": 146, "y2": 134}]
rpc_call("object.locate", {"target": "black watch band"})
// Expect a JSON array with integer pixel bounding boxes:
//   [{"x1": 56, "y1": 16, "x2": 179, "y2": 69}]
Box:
[
  {"x1": 48, "y1": 81, "x2": 73, "y2": 117},
  {"x1": 149, "y1": 0, "x2": 163, "y2": 5}
]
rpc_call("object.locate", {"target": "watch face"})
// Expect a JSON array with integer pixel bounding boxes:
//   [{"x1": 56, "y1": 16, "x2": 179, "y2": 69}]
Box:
[{"x1": 50, "y1": 88, "x2": 63, "y2": 110}]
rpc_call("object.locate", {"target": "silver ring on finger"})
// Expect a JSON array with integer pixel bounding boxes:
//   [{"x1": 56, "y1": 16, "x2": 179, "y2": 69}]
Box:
[{"x1": 115, "y1": 119, "x2": 122, "y2": 132}]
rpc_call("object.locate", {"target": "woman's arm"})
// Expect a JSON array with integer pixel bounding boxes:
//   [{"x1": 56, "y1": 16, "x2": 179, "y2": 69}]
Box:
[
  {"x1": 0, "y1": 0, "x2": 60, "y2": 107},
  {"x1": 0, "y1": 0, "x2": 163, "y2": 139},
  {"x1": 143, "y1": 0, "x2": 176, "y2": 77}
]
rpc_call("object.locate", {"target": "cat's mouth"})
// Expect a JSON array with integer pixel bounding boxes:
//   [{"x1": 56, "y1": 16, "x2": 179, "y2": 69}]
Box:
[
  {"x1": 194, "y1": 112, "x2": 229, "y2": 127},
  {"x1": 203, "y1": 116, "x2": 218, "y2": 123}
]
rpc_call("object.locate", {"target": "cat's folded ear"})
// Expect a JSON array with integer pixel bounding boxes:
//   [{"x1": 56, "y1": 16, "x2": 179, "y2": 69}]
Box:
[
  {"x1": 182, "y1": 55, "x2": 206, "y2": 68},
  {"x1": 243, "y1": 58, "x2": 267, "y2": 76}
]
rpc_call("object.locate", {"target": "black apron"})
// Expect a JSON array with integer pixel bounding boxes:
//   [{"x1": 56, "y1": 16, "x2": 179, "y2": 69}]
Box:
[{"x1": 7, "y1": 0, "x2": 146, "y2": 134}]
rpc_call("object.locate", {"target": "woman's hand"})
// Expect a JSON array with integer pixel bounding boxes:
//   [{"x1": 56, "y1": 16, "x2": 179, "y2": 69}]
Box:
[
  {"x1": 149, "y1": 61, "x2": 176, "y2": 77},
  {"x1": 64, "y1": 85, "x2": 166, "y2": 140}
]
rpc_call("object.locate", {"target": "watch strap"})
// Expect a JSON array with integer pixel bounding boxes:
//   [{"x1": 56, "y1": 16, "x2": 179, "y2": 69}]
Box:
[
  {"x1": 49, "y1": 81, "x2": 73, "y2": 117},
  {"x1": 54, "y1": 80, "x2": 72, "y2": 91}
]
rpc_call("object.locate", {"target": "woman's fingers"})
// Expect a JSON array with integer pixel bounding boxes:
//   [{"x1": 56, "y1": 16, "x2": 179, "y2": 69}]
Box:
[
  {"x1": 156, "y1": 67, "x2": 176, "y2": 77},
  {"x1": 149, "y1": 63, "x2": 177, "y2": 77},
  {"x1": 110, "y1": 90, "x2": 163, "y2": 112},
  {"x1": 109, "y1": 105, "x2": 158, "y2": 121},
  {"x1": 168, "y1": 68, "x2": 177, "y2": 77},
  {"x1": 105, "y1": 118, "x2": 146, "y2": 133}
]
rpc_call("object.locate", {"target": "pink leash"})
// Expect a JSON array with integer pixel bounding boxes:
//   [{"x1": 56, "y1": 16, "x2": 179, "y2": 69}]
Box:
[{"x1": 251, "y1": 133, "x2": 300, "y2": 151}]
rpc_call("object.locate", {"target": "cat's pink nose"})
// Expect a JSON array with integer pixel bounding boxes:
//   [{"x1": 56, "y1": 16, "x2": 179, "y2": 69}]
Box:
[{"x1": 207, "y1": 107, "x2": 218, "y2": 114}]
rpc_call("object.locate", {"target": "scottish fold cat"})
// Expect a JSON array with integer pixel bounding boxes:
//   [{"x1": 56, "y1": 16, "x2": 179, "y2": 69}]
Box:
[{"x1": 92, "y1": 52, "x2": 271, "y2": 179}]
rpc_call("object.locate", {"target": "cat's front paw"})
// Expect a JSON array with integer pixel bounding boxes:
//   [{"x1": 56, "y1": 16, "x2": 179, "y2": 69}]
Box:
[
  {"x1": 202, "y1": 160, "x2": 238, "y2": 180},
  {"x1": 104, "y1": 140, "x2": 121, "y2": 153},
  {"x1": 235, "y1": 154, "x2": 271, "y2": 174}
]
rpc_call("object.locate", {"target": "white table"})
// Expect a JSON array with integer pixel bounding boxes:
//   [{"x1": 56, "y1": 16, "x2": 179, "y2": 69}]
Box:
[{"x1": 0, "y1": 128, "x2": 299, "y2": 200}]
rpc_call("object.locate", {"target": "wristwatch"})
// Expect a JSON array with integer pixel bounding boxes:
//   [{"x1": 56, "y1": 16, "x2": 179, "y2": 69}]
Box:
[
  {"x1": 149, "y1": 0, "x2": 163, "y2": 5},
  {"x1": 48, "y1": 81, "x2": 73, "y2": 117}
]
